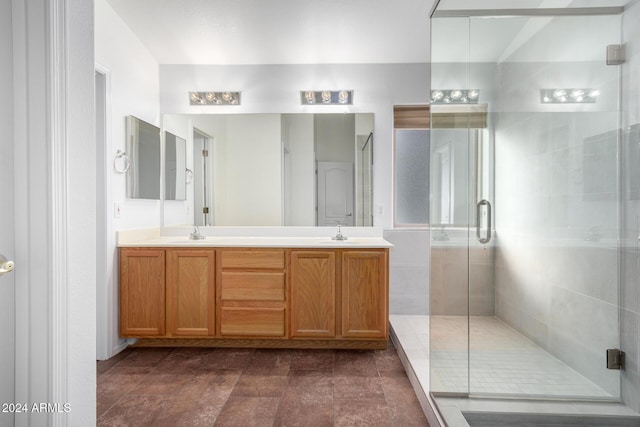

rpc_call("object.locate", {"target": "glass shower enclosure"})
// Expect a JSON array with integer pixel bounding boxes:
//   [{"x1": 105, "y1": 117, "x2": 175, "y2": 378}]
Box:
[{"x1": 429, "y1": 0, "x2": 635, "y2": 420}]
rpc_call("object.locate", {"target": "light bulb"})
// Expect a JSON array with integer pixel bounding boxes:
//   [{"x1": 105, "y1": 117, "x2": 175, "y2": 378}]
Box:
[
  {"x1": 571, "y1": 89, "x2": 584, "y2": 99},
  {"x1": 304, "y1": 91, "x2": 315, "y2": 104},
  {"x1": 321, "y1": 91, "x2": 331, "y2": 103},
  {"x1": 431, "y1": 90, "x2": 444, "y2": 101},
  {"x1": 553, "y1": 89, "x2": 567, "y2": 99}
]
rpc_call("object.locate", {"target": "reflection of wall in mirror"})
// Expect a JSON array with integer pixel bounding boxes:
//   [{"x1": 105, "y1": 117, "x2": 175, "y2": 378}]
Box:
[
  {"x1": 282, "y1": 114, "x2": 315, "y2": 226},
  {"x1": 164, "y1": 132, "x2": 187, "y2": 201},
  {"x1": 126, "y1": 116, "x2": 161, "y2": 200}
]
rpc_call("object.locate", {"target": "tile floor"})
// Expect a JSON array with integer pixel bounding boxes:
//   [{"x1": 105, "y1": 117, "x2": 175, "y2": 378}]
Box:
[
  {"x1": 430, "y1": 316, "x2": 614, "y2": 398},
  {"x1": 97, "y1": 342, "x2": 430, "y2": 426},
  {"x1": 390, "y1": 314, "x2": 614, "y2": 398}
]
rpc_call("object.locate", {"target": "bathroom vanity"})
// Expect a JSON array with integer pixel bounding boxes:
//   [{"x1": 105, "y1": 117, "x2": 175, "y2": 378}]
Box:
[{"x1": 118, "y1": 231, "x2": 391, "y2": 349}]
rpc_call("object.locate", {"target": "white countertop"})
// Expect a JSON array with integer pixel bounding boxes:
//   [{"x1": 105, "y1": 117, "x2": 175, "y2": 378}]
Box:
[{"x1": 117, "y1": 227, "x2": 393, "y2": 248}]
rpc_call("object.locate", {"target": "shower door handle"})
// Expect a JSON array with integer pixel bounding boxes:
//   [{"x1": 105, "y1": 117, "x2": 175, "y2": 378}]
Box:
[{"x1": 476, "y1": 199, "x2": 492, "y2": 244}]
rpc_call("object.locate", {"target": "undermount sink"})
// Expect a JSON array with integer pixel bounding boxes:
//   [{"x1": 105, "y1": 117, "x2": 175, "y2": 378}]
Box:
[
  {"x1": 320, "y1": 239, "x2": 358, "y2": 244},
  {"x1": 170, "y1": 239, "x2": 210, "y2": 244}
]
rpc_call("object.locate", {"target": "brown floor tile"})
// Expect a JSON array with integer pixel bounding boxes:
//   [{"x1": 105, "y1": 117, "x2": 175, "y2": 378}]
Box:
[
  {"x1": 381, "y1": 376, "x2": 430, "y2": 426},
  {"x1": 193, "y1": 348, "x2": 255, "y2": 370},
  {"x1": 97, "y1": 348, "x2": 134, "y2": 375},
  {"x1": 334, "y1": 398, "x2": 395, "y2": 426},
  {"x1": 178, "y1": 369, "x2": 241, "y2": 401},
  {"x1": 154, "y1": 347, "x2": 216, "y2": 374},
  {"x1": 133, "y1": 372, "x2": 195, "y2": 396},
  {"x1": 114, "y1": 347, "x2": 174, "y2": 368},
  {"x1": 334, "y1": 350, "x2": 378, "y2": 377},
  {"x1": 231, "y1": 373, "x2": 289, "y2": 397},
  {"x1": 373, "y1": 344, "x2": 407, "y2": 374},
  {"x1": 97, "y1": 366, "x2": 152, "y2": 417},
  {"x1": 214, "y1": 396, "x2": 280, "y2": 427},
  {"x1": 275, "y1": 392, "x2": 334, "y2": 427},
  {"x1": 97, "y1": 394, "x2": 170, "y2": 427},
  {"x1": 334, "y1": 376, "x2": 385, "y2": 400},
  {"x1": 244, "y1": 348, "x2": 292, "y2": 375},
  {"x1": 152, "y1": 371, "x2": 240, "y2": 427},
  {"x1": 285, "y1": 370, "x2": 334, "y2": 404},
  {"x1": 289, "y1": 349, "x2": 334, "y2": 371}
]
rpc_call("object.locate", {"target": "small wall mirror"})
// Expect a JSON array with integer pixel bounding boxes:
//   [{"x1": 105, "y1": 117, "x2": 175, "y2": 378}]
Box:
[
  {"x1": 164, "y1": 131, "x2": 187, "y2": 201},
  {"x1": 126, "y1": 115, "x2": 161, "y2": 200}
]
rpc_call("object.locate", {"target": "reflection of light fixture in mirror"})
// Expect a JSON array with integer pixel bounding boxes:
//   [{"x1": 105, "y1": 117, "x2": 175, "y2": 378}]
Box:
[
  {"x1": 300, "y1": 90, "x2": 353, "y2": 105},
  {"x1": 541, "y1": 88, "x2": 598, "y2": 104},
  {"x1": 189, "y1": 91, "x2": 241, "y2": 105},
  {"x1": 431, "y1": 89, "x2": 479, "y2": 104},
  {"x1": 304, "y1": 91, "x2": 315, "y2": 104}
]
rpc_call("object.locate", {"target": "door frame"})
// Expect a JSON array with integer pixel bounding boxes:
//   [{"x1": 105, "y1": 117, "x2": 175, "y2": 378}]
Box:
[{"x1": 13, "y1": 0, "x2": 96, "y2": 425}]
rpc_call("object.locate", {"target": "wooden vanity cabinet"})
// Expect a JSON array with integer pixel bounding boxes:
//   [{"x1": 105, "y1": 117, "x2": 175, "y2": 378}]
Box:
[
  {"x1": 290, "y1": 250, "x2": 337, "y2": 338},
  {"x1": 341, "y1": 250, "x2": 388, "y2": 339},
  {"x1": 218, "y1": 249, "x2": 287, "y2": 338},
  {"x1": 166, "y1": 249, "x2": 215, "y2": 337},
  {"x1": 119, "y1": 245, "x2": 389, "y2": 347},
  {"x1": 119, "y1": 248, "x2": 166, "y2": 337}
]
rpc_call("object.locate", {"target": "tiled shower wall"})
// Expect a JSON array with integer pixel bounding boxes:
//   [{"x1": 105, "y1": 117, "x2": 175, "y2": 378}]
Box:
[
  {"x1": 620, "y1": 0, "x2": 640, "y2": 413},
  {"x1": 384, "y1": 229, "x2": 430, "y2": 316},
  {"x1": 430, "y1": 235, "x2": 495, "y2": 317}
]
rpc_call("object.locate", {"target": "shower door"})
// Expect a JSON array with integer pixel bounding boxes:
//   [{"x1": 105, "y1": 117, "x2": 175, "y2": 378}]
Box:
[{"x1": 431, "y1": 8, "x2": 623, "y2": 402}]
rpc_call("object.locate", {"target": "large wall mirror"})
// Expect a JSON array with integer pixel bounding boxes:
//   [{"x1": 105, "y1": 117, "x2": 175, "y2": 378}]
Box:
[{"x1": 163, "y1": 113, "x2": 374, "y2": 227}]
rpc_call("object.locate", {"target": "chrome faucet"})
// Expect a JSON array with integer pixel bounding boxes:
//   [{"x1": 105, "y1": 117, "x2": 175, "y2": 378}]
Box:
[
  {"x1": 331, "y1": 221, "x2": 348, "y2": 241},
  {"x1": 189, "y1": 226, "x2": 206, "y2": 240}
]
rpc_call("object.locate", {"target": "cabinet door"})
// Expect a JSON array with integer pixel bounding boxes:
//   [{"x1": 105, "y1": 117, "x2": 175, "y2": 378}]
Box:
[
  {"x1": 167, "y1": 249, "x2": 215, "y2": 337},
  {"x1": 119, "y1": 248, "x2": 165, "y2": 336},
  {"x1": 290, "y1": 251, "x2": 336, "y2": 338},
  {"x1": 341, "y1": 250, "x2": 388, "y2": 339}
]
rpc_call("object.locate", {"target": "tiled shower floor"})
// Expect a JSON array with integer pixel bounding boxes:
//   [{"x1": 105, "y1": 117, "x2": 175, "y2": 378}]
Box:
[{"x1": 390, "y1": 315, "x2": 615, "y2": 399}]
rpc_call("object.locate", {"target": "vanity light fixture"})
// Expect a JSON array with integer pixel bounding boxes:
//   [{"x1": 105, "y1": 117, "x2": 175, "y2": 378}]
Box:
[
  {"x1": 189, "y1": 91, "x2": 241, "y2": 105},
  {"x1": 300, "y1": 90, "x2": 353, "y2": 105},
  {"x1": 540, "y1": 88, "x2": 599, "y2": 104},
  {"x1": 431, "y1": 89, "x2": 479, "y2": 104}
]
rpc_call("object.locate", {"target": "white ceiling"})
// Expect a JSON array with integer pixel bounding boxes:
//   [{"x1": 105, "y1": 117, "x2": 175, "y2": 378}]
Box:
[{"x1": 105, "y1": 0, "x2": 436, "y2": 65}]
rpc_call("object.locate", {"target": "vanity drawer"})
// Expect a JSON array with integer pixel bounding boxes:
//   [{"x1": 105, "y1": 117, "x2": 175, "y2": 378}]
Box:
[
  {"x1": 220, "y1": 307, "x2": 285, "y2": 337},
  {"x1": 221, "y1": 250, "x2": 285, "y2": 270},
  {"x1": 221, "y1": 271, "x2": 285, "y2": 301}
]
